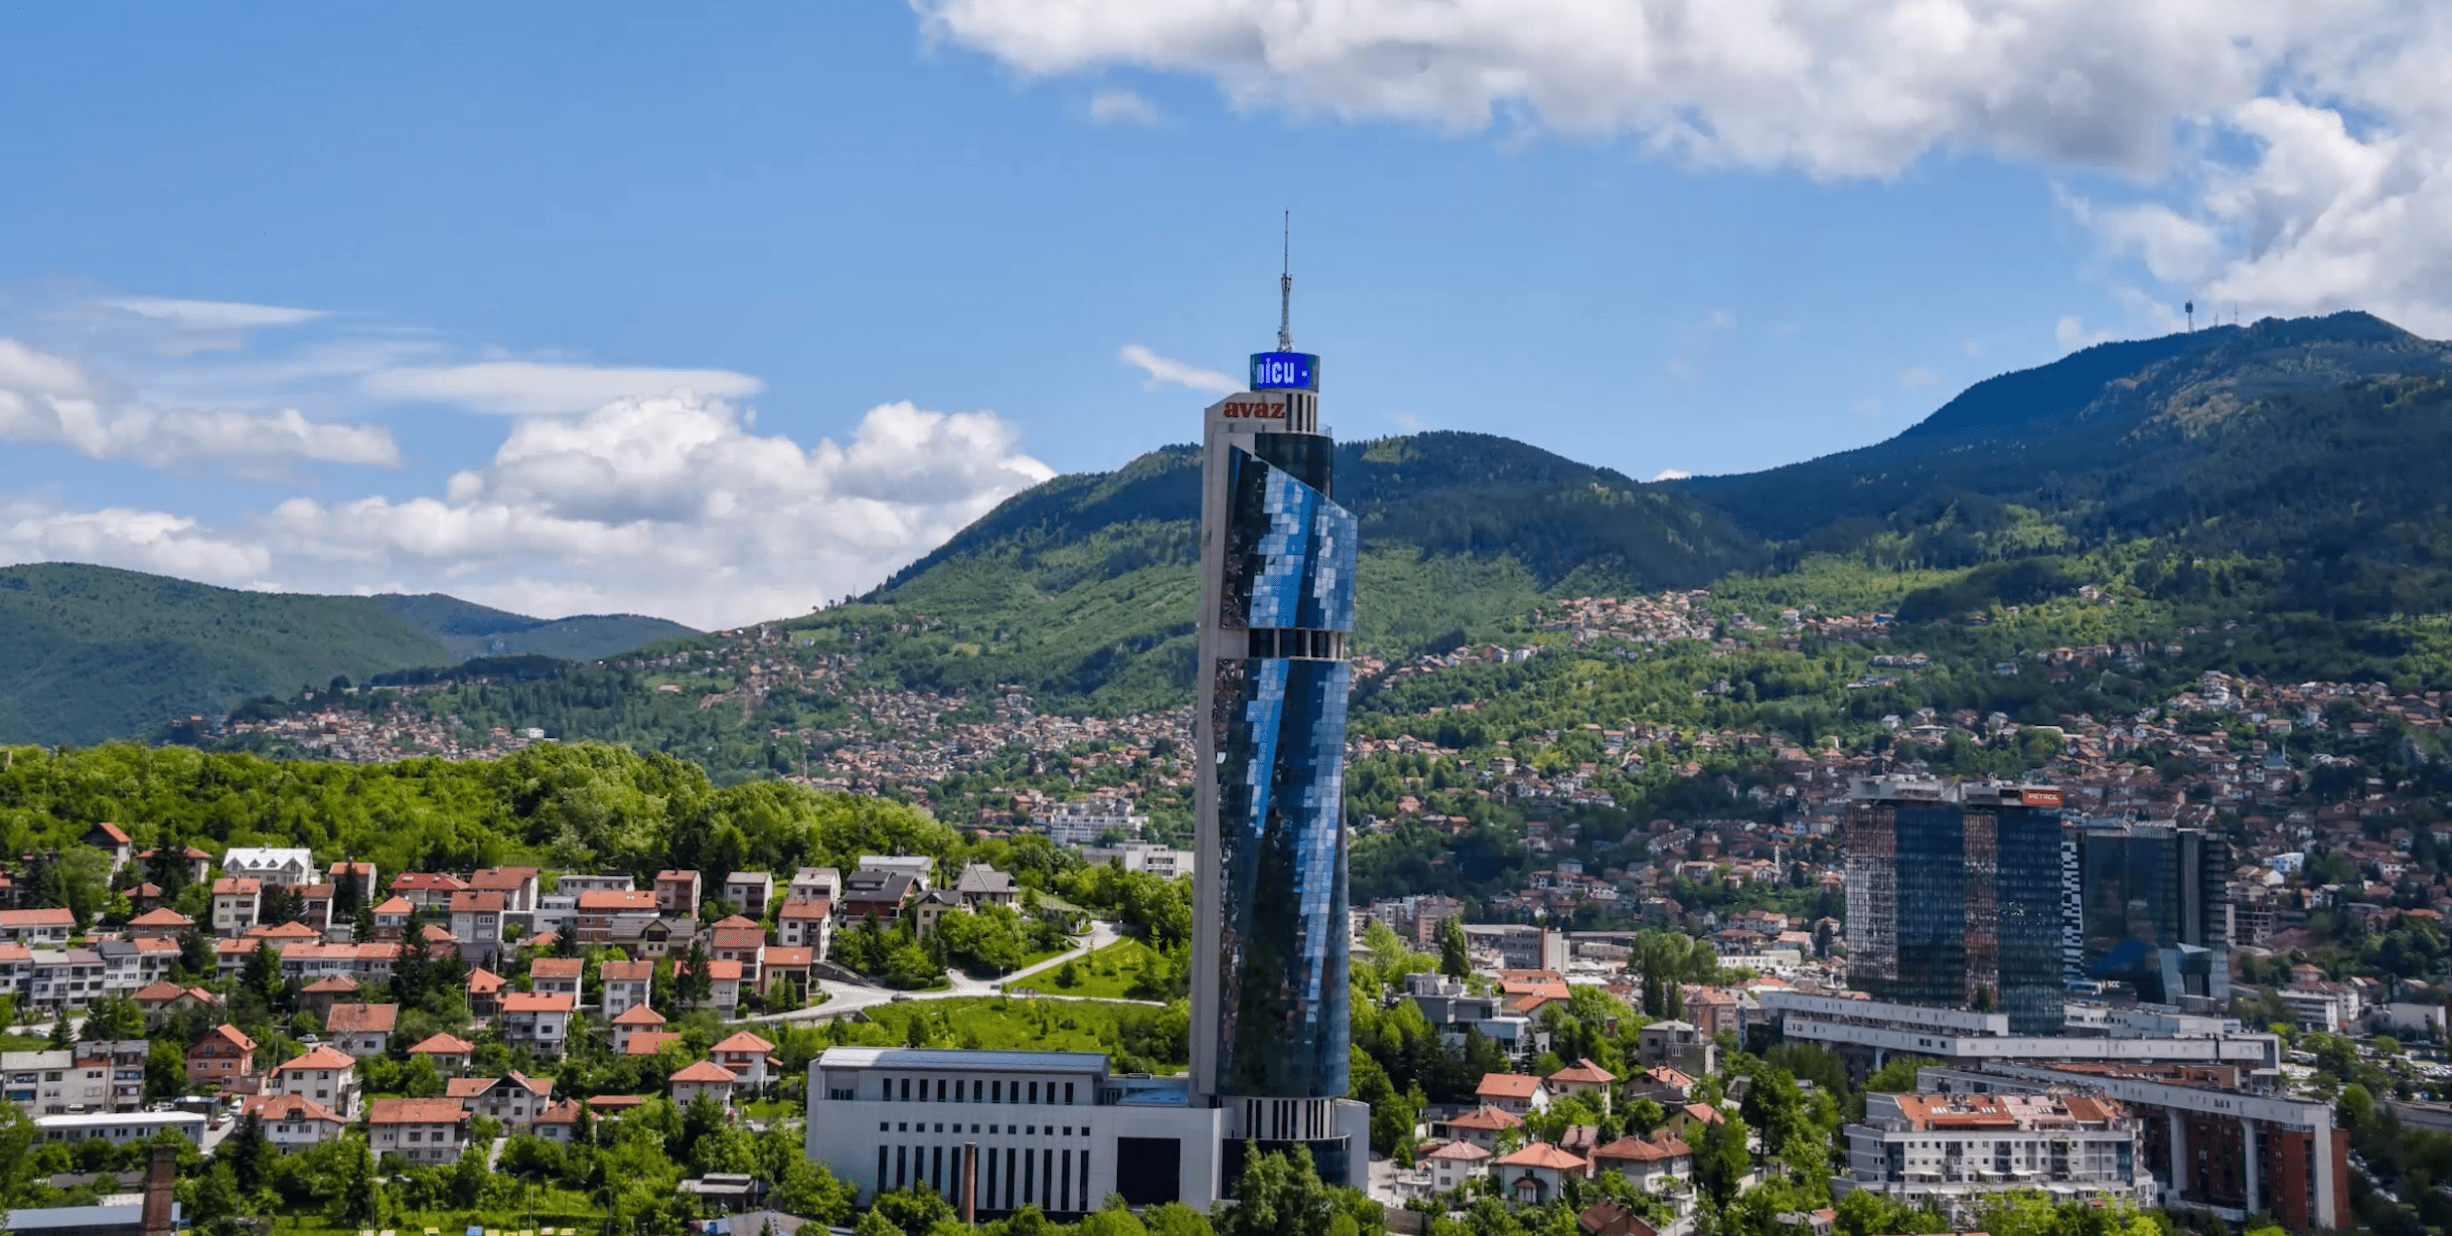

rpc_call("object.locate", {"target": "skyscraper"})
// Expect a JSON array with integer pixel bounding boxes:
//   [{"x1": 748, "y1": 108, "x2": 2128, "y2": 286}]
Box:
[
  {"x1": 2065, "y1": 821, "x2": 2231, "y2": 1006},
  {"x1": 1843, "y1": 775, "x2": 2067, "y2": 1034},
  {"x1": 1188, "y1": 325, "x2": 1369, "y2": 1188}
]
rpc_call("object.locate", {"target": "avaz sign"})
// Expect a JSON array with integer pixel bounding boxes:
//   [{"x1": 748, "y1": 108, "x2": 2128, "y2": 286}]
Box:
[{"x1": 1249, "y1": 351, "x2": 1319, "y2": 391}]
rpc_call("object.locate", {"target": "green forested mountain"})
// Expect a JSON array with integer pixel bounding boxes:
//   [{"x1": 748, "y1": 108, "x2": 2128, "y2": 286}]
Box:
[
  {"x1": 31, "y1": 311, "x2": 2452, "y2": 761},
  {"x1": 0, "y1": 564, "x2": 692, "y2": 746}
]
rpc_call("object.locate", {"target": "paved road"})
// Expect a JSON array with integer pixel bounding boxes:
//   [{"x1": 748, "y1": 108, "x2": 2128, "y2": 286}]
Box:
[{"x1": 741, "y1": 921, "x2": 1135, "y2": 1025}]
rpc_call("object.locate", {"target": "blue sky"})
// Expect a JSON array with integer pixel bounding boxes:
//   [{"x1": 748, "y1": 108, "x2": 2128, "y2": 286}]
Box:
[{"x1": 0, "y1": 2, "x2": 2439, "y2": 627}]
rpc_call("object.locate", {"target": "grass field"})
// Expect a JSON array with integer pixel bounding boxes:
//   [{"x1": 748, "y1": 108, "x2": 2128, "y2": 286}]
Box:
[
  {"x1": 855, "y1": 996, "x2": 1177, "y2": 1062},
  {"x1": 264, "y1": 1184, "x2": 610, "y2": 1236},
  {"x1": 1008, "y1": 938, "x2": 1165, "y2": 1000}
]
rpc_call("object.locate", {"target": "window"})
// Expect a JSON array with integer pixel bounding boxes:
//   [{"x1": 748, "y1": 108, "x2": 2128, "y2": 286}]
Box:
[
  {"x1": 900, "y1": 1078, "x2": 911, "y2": 1102},
  {"x1": 1065, "y1": 1083, "x2": 1075, "y2": 1106},
  {"x1": 1029, "y1": 1082, "x2": 1039, "y2": 1104}
]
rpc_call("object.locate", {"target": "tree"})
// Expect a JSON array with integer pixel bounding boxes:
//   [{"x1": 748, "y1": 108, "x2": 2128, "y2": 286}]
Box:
[
  {"x1": 226, "y1": 1112, "x2": 274, "y2": 1194},
  {"x1": 1693, "y1": 1111, "x2": 1749, "y2": 1211},
  {"x1": 48, "y1": 1010, "x2": 74, "y2": 1049},
  {"x1": 241, "y1": 940, "x2": 284, "y2": 1008},
  {"x1": 144, "y1": 1039, "x2": 188, "y2": 1103},
  {"x1": 1216, "y1": 1147, "x2": 1343, "y2": 1236},
  {"x1": 870, "y1": 1187, "x2": 957, "y2": 1235},
  {"x1": 771, "y1": 1159, "x2": 856, "y2": 1226},
  {"x1": 336, "y1": 1138, "x2": 385, "y2": 1227},
  {"x1": 81, "y1": 995, "x2": 145, "y2": 1042},
  {"x1": 1439, "y1": 918, "x2": 1472, "y2": 980},
  {"x1": 0, "y1": 1102, "x2": 36, "y2": 1208}
]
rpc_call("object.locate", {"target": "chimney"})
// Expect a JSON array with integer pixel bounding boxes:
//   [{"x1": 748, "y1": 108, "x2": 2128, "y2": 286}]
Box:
[{"x1": 142, "y1": 1143, "x2": 176, "y2": 1236}]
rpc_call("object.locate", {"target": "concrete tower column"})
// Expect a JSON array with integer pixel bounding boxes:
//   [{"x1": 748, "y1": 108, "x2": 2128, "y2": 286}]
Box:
[
  {"x1": 2241, "y1": 1120, "x2": 2259, "y2": 1215},
  {"x1": 2167, "y1": 1110, "x2": 2188, "y2": 1202}
]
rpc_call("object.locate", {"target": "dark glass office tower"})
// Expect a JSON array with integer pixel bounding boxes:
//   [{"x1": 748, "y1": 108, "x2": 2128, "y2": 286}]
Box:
[
  {"x1": 1189, "y1": 342, "x2": 1358, "y2": 1189},
  {"x1": 1843, "y1": 777, "x2": 2067, "y2": 1033},
  {"x1": 2069, "y1": 822, "x2": 2231, "y2": 1005}
]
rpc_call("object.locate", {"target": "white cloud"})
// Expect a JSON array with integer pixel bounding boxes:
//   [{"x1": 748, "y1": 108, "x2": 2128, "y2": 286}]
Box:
[
  {"x1": 104, "y1": 298, "x2": 326, "y2": 329},
  {"x1": 363, "y1": 360, "x2": 766, "y2": 415},
  {"x1": 1650, "y1": 467, "x2": 1691, "y2": 481},
  {"x1": 1120, "y1": 343, "x2": 1239, "y2": 394},
  {"x1": 0, "y1": 339, "x2": 400, "y2": 469},
  {"x1": 915, "y1": 0, "x2": 2452, "y2": 330},
  {"x1": 1898, "y1": 365, "x2": 1943, "y2": 390},
  {"x1": 0, "y1": 498, "x2": 273, "y2": 583},
  {"x1": 1088, "y1": 88, "x2": 1166, "y2": 126},
  {"x1": 1962, "y1": 339, "x2": 1982, "y2": 357},
  {"x1": 249, "y1": 390, "x2": 1056, "y2": 628},
  {"x1": 2055, "y1": 316, "x2": 2117, "y2": 351}
]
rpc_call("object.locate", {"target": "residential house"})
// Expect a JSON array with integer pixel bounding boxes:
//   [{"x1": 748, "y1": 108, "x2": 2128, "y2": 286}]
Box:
[
  {"x1": 1589, "y1": 1134, "x2": 1694, "y2": 1221},
  {"x1": 609, "y1": 915, "x2": 690, "y2": 958},
  {"x1": 577, "y1": 890, "x2": 662, "y2": 943},
  {"x1": 529, "y1": 956, "x2": 583, "y2": 999},
  {"x1": 1435, "y1": 1105, "x2": 1523, "y2": 1152},
  {"x1": 0, "y1": 908, "x2": 73, "y2": 945},
  {"x1": 325, "y1": 1003, "x2": 399, "y2": 1058},
  {"x1": 466, "y1": 967, "x2": 506, "y2": 1018},
  {"x1": 1546, "y1": 1059, "x2": 1618, "y2": 1113},
  {"x1": 761, "y1": 947, "x2": 813, "y2": 1001},
  {"x1": 127, "y1": 908, "x2": 193, "y2": 935},
  {"x1": 448, "y1": 1072, "x2": 554, "y2": 1127},
  {"x1": 290, "y1": 883, "x2": 336, "y2": 931},
  {"x1": 467, "y1": 867, "x2": 539, "y2": 914},
  {"x1": 789, "y1": 867, "x2": 840, "y2": 900},
  {"x1": 83, "y1": 823, "x2": 132, "y2": 875},
  {"x1": 600, "y1": 959, "x2": 652, "y2": 1017},
  {"x1": 709, "y1": 1031, "x2": 777, "y2": 1089},
  {"x1": 25, "y1": 948, "x2": 107, "y2": 1011},
  {"x1": 328, "y1": 860, "x2": 378, "y2": 907},
  {"x1": 131, "y1": 982, "x2": 217, "y2": 1027},
  {"x1": 387, "y1": 872, "x2": 467, "y2": 910},
  {"x1": 135, "y1": 845, "x2": 212, "y2": 886},
  {"x1": 912, "y1": 889, "x2": 962, "y2": 938},
  {"x1": 1637, "y1": 1020, "x2": 1717, "y2": 1077},
  {"x1": 609, "y1": 1005, "x2": 667, "y2": 1053},
  {"x1": 684, "y1": 959, "x2": 742, "y2": 1012},
  {"x1": 369, "y1": 1096, "x2": 469, "y2": 1165},
  {"x1": 1424, "y1": 1139, "x2": 1493, "y2": 1192},
  {"x1": 839, "y1": 870, "x2": 916, "y2": 922},
  {"x1": 447, "y1": 891, "x2": 506, "y2": 966},
  {"x1": 535, "y1": 1099, "x2": 585, "y2": 1143},
  {"x1": 500, "y1": 992, "x2": 576, "y2": 1057},
  {"x1": 654, "y1": 870, "x2": 702, "y2": 918},
  {"x1": 405, "y1": 1032, "x2": 475, "y2": 1075},
  {"x1": 669, "y1": 1060, "x2": 738, "y2": 1108},
  {"x1": 1477, "y1": 1072, "x2": 1551, "y2": 1115},
  {"x1": 709, "y1": 920, "x2": 765, "y2": 983},
  {"x1": 1493, "y1": 1142, "x2": 1589, "y2": 1205},
  {"x1": 220, "y1": 847, "x2": 315, "y2": 886},
  {"x1": 297, "y1": 976, "x2": 360, "y2": 1019},
  {"x1": 242, "y1": 1092, "x2": 348, "y2": 1148},
  {"x1": 775, "y1": 898, "x2": 833, "y2": 954},
  {"x1": 623, "y1": 1030, "x2": 682, "y2": 1058},
  {"x1": 187, "y1": 1024, "x2": 256, "y2": 1088},
  {"x1": 2, "y1": 1048, "x2": 78, "y2": 1114},
  {"x1": 265, "y1": 1045, "x2": 361, "y2": 1118},
  {"x1": 81, "y1": 1041, "x2": 148, "y2": 1112},
  {"x1": 556, "y1": 874, "x2": 635, "y2": 896},
  {"x1": 209, "y1": 879, "x2": 261, "y2": 936},
  {"x1": 858, "y1": 856, "x2": 934, "y2": 891},
  {"x1": 953, "y1": 863, "x2": 1019, "y2": 909},
  {"x1": 722, "y1": 872, "x2": 775, "y2": 915},
  {"x1": 370, "y1": 896, "x2": 413, "y2": 941}
]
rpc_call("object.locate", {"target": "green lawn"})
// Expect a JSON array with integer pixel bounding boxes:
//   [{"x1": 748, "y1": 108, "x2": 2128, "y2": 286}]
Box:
[
  {"x1": 740, "y1": 1098, "x2": 799, "y2": 1121},
  {"x1": 855, "y1": 996, "x2": 1180, "y2": 1062},
  {"x1": 265, "y1": 1185, "x2": 610, "y2": 1236},
  {"x1": 1009, "y1": 937, "x2": 1164, "y2": 1000}
]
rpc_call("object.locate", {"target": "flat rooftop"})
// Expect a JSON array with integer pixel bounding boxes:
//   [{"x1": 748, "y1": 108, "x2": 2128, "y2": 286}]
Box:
[{"x1": 815, "y1": 1047, "x2": 1112, "y2": 1073}]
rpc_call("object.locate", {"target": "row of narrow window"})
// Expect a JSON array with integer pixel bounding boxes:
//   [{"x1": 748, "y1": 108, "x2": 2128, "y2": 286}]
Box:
[
  {"x1": 878, "y1": 1144, "x2": 1090, "y2": 1214},
  {"x1": 884, "y1": 1076, "x2": 1074, "y2": 1105}
]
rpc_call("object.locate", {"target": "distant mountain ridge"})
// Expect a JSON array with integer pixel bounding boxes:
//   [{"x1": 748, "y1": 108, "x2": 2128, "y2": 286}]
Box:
[{"x1": 0, "y1": 564, "x2": 694, "y2": 746}]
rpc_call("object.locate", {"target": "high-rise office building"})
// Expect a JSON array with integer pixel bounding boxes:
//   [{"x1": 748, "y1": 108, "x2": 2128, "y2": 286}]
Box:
[
  {"x1": 2064, "y1": 822, "x2": 2231, "y2": 1006},
  {"x1": 1843, "y1": 776, "x2": 2067, "y2": 1034},
  {"x1": 803, "y1": 285, "x2": 1367, "y2": 1212},
  {"x1": 1188, "y1": 321, "x2": 1369, "y2": 1190}
]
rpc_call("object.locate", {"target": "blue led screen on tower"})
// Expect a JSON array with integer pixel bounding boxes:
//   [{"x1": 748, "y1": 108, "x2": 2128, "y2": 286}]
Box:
[{"x1": 1249, "y1": 352, "x2": 1319, "y2": 391}]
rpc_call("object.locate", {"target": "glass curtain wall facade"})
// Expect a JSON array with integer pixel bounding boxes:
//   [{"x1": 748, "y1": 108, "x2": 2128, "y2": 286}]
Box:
[
  {"x1": 1191, "y1": 372, "x2": 1357, "y2": 1189},
  {"x1": 1844, "y1": 779, "x2": 2066, "y2": 1033},
  {"x1": 2069, "y1": 824, "x2": 2231, "y2": 1004}
]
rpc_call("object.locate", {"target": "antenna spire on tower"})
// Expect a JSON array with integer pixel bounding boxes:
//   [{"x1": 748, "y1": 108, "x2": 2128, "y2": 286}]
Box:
[{"x1": 1278, "y1": 210, "x2": 1293, "y2": 352}]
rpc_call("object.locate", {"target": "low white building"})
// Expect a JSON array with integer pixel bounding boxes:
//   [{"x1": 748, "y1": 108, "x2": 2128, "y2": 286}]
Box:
[
  {"x1": 1838, "y1": 1089, "x2": 2152, "y2": 1220},
  {"x1": 804, "y1": 1047, "x2": 1365, "y2": 1216},
  {"x1": 220, "y1": 847, "x2": 316, "y2": 887},
  {"x1": 1080, "y1": 842, "x2": 1196, "y2": 880},
  {"x1": 1036, "y1": 799, "x2": 1147, "y2": 848}
]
